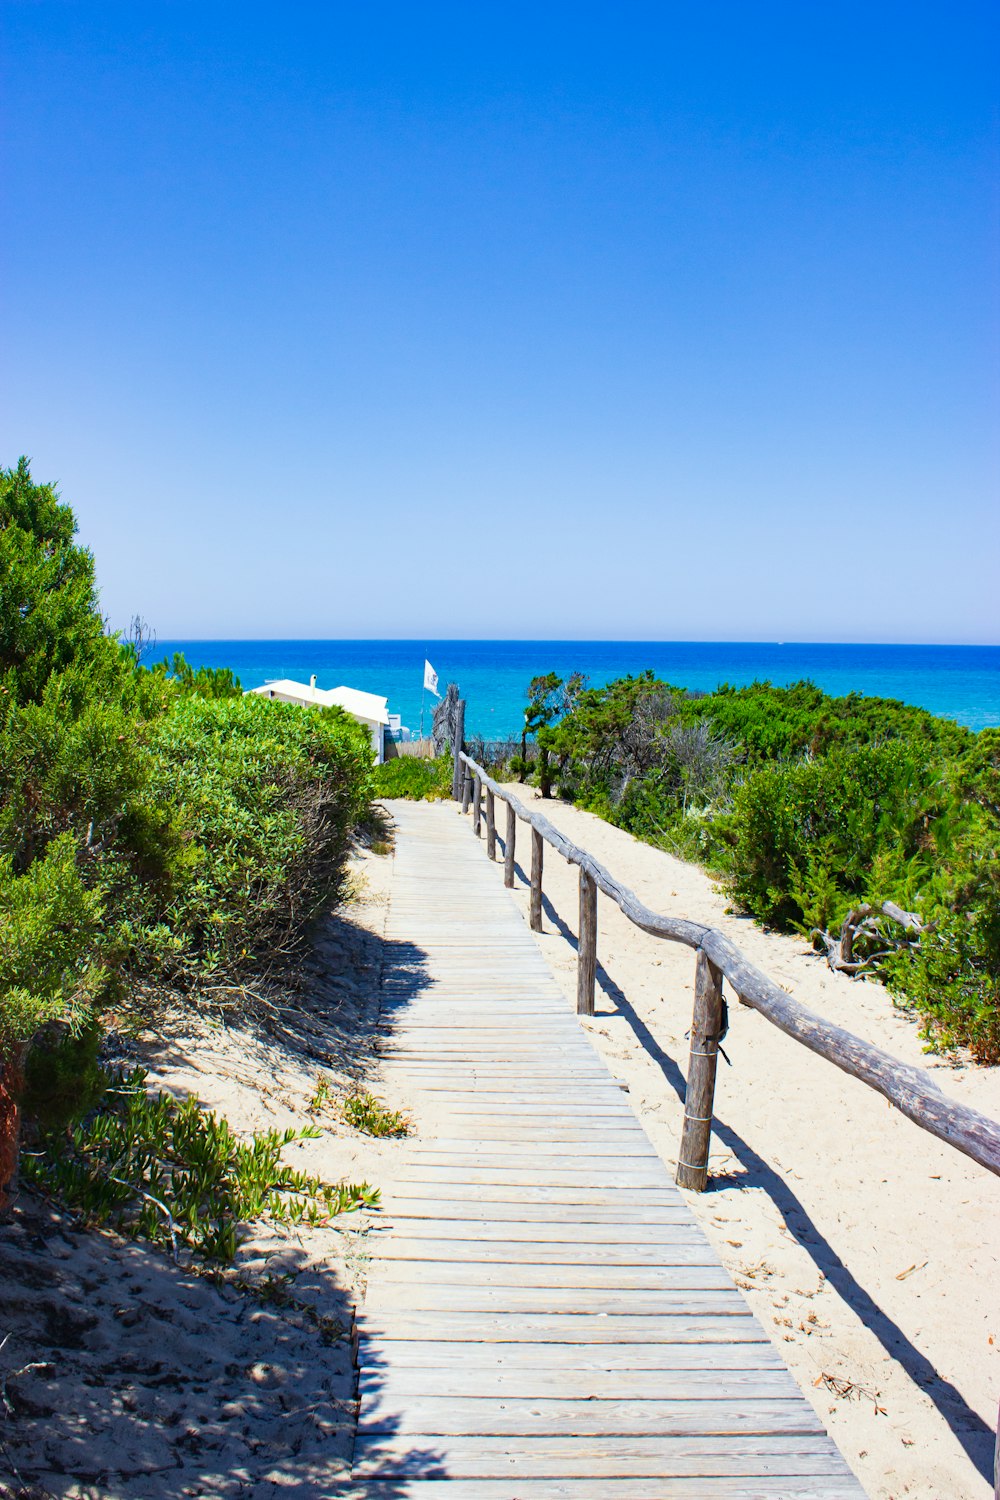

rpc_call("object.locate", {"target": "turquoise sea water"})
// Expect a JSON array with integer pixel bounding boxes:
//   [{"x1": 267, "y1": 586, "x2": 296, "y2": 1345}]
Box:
[{"x1": 154, "y1": 641, "x2": 1000, "y2": 738}]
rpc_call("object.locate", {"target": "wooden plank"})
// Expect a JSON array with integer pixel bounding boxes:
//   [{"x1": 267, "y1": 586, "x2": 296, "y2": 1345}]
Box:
[
  {"x1": 358, "y1": 1367, "x2": 803, "y2": 1400},
  {"x1": 380, "y1": 1193, "x2": 685, "y2": 1215},
  {"x1": 344, "y1": 1479, "x2": 862, "y2": 1498},
  {"x1": 387, "y1": 1167, "x2": 673, "y2": 1186},
  {"x1": 361, "y1": 1287, "x2": 752, "y2": 1317},
  {"x1": 369, "y1": 1221, "x2": 706, "y2": 1246},
  {"x1": 369, "y1": 1262, "x2": 734, "y2": 1290},
  {"x1": 356, "y1": 1395, "x2": 825, "y2": 1438},
  {"x1": 366, "y1": 1242, "x2": 731, "y2": 1266},
  {"x1": 352, "y1": 1341, "x2": 785, "y2": 1371},
  {"x1": 356, "y1": 1312, "x2": 761, "y2": 1342},
  {"x1": 359, "y1": 1368, "x2": 803, "y2": 1398},
  {"x1": 352, "y1": 1433, "x2": 855, "y2": 1479},
  {"x1": 378, "y1": 1183, "x2": 683, "y2": 1206}
]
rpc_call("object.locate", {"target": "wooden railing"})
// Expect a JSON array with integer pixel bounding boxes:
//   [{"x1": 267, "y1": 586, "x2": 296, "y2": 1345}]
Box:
[{"x1": 456, "y1": 750, "x2": 1000, "y2": 1191}]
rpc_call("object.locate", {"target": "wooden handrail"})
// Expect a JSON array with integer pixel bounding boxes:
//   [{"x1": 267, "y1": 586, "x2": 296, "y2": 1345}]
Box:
[{"x1": 458, "y1": 750, "x2": 1000, "y2": 1183}]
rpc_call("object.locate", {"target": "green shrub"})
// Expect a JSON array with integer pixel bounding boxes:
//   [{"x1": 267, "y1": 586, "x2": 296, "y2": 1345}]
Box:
[
  {"x1": 139, "y1": 695, "x2": 374, "y2": 990},
  {"x1": 726, "y1": 745, "x2": 933, "y2": 928},
  {"x1": 374, "y1": 754, "x2": 451, "y2": 800},
  {"x1": 0, "y1": 460, "x2": 172, "y2": 1065},
  {"x1": 527, "y1": 668, "x2": 998, "y2": 1060}
]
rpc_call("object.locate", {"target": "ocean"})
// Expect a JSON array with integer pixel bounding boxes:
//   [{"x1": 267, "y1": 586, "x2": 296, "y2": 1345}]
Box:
[{"x1": 152, "y1": 641, "x2": 1000, "y2": 738}]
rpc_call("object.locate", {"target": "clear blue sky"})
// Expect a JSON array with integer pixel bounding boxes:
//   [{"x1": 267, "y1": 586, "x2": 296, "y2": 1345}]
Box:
[{"x1": 2, "y1": 3, "x2": 997, "y2": 642}]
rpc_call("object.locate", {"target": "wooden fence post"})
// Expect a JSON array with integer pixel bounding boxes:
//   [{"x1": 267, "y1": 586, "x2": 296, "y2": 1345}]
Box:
[
  {"x1": 473, "y1": 775, "x2": 482, "y2": 836},
  {"x1": 451, "y1": 699, "x2": 466, "y2": 801},
  {"x1": 461, "y1": 767, "x2": 472, "y2": 814},
  {"x1": 676, "y1": 949, "x2": 725, "y2": 1192},
  {"x1": 577, "y1": 868, "x2": 598, "y2": 1016},
  {"x1": 504, "y1": 803, "x2": 516, "y2": 888},
  {"x1": 530, "y1": 827, "x2": 543, "y2": 931},
  {"x1": 485, "y1": 789, "x2": 496, "y2": 859}
]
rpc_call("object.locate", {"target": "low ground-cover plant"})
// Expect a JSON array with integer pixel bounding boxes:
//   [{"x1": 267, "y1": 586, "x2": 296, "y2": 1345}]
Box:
[
  {"x1": 343, "y1": 1091, "x2": 410, "y2": 1137},
  {"x1": 24, "y1": 1066, "x2": 379, "y2": 1262}
]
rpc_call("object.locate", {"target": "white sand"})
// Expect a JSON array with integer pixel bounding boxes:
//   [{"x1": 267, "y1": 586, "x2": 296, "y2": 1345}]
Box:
[{"x1": 482, "y1": 785, "x2": 1000, "y2": 1500}]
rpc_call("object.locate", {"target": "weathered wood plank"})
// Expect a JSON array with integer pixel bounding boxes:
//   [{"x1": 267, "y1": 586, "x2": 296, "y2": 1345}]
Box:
[
  {"x1": 358, "y1": 1366, "x2": 803, "y2": 1400},
  {"x1": 369, "y1": 1261, "x2": 734, "y2": 1289},
  {"x1": 356, "y1": 1394, "x2": 825, "y2": 1438},
  {"x1": 352, "y1": 1432, "x2": 855, "y2": 1479},
  {"x1": 366, "y1": 1241, "x2": 732, "y2": 1266},
  {"x1": 369, "y1": 1221, "x2": 705, "y2": 1245},
  {"x1": 345, "y1": 1480, "x2": 862, "y2": 1498},
  {"x1": 356, "y1": 1312, "x2": 760, "y2": 1342},
  {"x1": 361, "y1": 1287, "x2": 752, "y2": 1316},
  {"x1": 353, "y1": 1340, "x2": 785, "y2": 1371}
]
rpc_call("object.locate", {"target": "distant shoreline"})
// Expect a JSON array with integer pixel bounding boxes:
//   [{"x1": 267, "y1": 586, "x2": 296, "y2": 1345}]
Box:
[{"x1": 152, "y1": 639, "x2": 1000, "y2": 737}]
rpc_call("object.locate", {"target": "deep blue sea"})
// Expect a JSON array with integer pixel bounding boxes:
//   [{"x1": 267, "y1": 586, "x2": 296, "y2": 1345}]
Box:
[{"x1": 154, "y1": 641, "x2": 1000, "y2": 738}]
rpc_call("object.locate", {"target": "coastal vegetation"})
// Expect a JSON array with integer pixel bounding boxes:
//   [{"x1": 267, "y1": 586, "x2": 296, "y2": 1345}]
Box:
[
  {"x1": 525, "y1": 672, "x2": 1000, "y2": 1062},
  {"x1": 0, "y1": 460, "x2": 376, "y2": 1249}
]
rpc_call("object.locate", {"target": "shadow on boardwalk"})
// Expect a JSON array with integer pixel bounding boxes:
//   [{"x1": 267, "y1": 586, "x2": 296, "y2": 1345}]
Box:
[{"x1": 526, "y1": 871, "x2": 995, "y2": 1489}]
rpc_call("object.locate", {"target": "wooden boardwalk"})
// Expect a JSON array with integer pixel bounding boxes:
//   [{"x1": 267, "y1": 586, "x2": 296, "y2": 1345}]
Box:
[{"x1": 350, "y1": 801, "x2": 865, "y2": 1497}]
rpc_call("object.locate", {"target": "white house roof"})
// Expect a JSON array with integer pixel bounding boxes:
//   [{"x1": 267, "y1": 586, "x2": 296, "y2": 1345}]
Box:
[
  {"x1": 326, "y1": 685, "x2": 390, "y2": 725},
  {"x1": 246, "y1": 679, "x2": 389, "y2": 725}
]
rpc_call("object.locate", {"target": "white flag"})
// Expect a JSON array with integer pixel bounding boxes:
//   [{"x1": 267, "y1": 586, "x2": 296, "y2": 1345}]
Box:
[{"x1": 423, "y1": 659, "x2": 440, "y2": 696}]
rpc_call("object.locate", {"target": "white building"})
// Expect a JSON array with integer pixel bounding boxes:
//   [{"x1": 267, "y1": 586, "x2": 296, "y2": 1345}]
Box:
[{"x1": 245, "y1": 677, "x2": 390, "y2": 763}]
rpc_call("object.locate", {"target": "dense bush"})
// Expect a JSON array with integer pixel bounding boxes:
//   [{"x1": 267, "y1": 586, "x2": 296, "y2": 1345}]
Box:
[
  {"x1": 0, "y1": 460, "x2": 377, "y2": 1198},
  {"x1": 530, "y1": 670, "x2": 999, "y2": 1061},
  {"x1": 139, "y1": 695, "x2": 373, "y2": 993},
  {"x1": 374, "y1": 753, "x2": 452, "y2": 799}
]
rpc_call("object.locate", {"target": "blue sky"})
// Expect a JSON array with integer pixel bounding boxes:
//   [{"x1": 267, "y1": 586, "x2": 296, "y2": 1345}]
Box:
[{"x1": 2, "y1": 3, "x2": 997, "y2": 642}]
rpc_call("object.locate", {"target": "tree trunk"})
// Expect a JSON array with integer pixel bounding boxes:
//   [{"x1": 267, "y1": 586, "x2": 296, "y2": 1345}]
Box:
[
  {"x1": 539, "y1": 745, "x2": 552, "y2": 799},
  {"x1": 0, "y1": 1047, "x2": 27, "y2": 1212}
]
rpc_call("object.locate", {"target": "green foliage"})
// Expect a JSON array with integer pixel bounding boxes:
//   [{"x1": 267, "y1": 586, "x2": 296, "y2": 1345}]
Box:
[
  {"x1": 20, "y1": 1021, "x2": 108, "y2": 1133},
  {"x1": 139, "y1": 695, "x2": 373, "y2": 989},
  {"x1": 157, "y1": 651, "x2": 243, "y2": 699},
  {"x1": 0, "y1": 459, "x2": 172, "y2": 1058},
  {"x1": 523, "y1": 672, "x2": 586, "y2": 795},
  {"x1": 0, "y1": 835, "x2": 105, "y2": 1047},
  {"x1": 535, "y1": 669, "x2": 999, "y2": 1061},
  {"x1": 374, "y1": 754, "x2": 452, "y2": 800},
  {"x1": 727, "y1": 744, "x2": 935, "y2": 928},
  {"x1": 1, "y1": 461, "x2": 377, "y2": 1212},
  {"x1": 24, "y1": 1066, "x2": 379, "y2": 1261},
  {"x1": 343, "y1": 1091, "x2": 410, "y2": 1137}
]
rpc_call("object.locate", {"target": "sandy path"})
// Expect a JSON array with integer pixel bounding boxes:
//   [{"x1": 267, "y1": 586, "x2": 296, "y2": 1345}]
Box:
[{"x1": 480, "y1": 785, "x2": 1000, "y2": 1500}]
